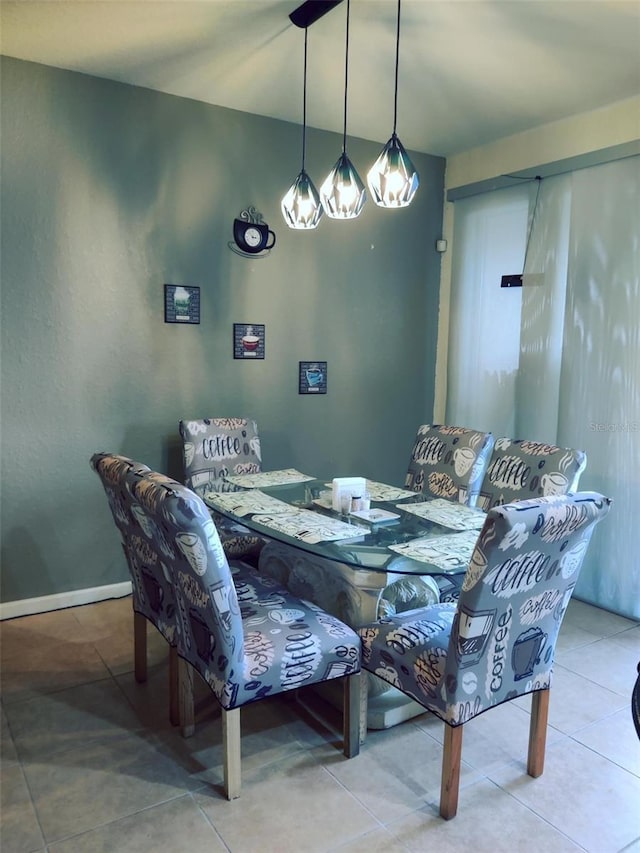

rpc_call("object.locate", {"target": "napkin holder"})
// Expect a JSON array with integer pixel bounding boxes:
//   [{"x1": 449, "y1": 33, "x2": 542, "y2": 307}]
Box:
[{"x1": 332, "y1": 477, "x2": 367, "y2": 512}]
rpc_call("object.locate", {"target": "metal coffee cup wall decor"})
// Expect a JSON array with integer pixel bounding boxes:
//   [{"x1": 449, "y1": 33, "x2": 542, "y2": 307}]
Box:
[{"x1": 229, "y1": 206, "x2": 276, "y2": 258}]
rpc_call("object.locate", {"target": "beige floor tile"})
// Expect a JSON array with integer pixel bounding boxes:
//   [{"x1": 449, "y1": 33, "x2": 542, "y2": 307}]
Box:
[
  {"x1": 512, "y1": 665, "x2": 628, "y2": 734},
  {"x1": 0, "y1": 609, "x2": 91, "y2": 653},
  {"x1": 489, "y1": 736, "x2": 640, "y2": 853},
  {"x1": 47, "y1": 795, "x2": 226, "y2": 853},
  {"x1": 556, "y1": 635, "x2": 640, "y2": 697},
  {"x1": 1, "y1": 703, "x2": 19, "y2": 766},
  {"x1": 608, "y1": 624, "x2": 640, "y2": 654},
  {"x1": 385, "y1": 777, "x2": 582, "y2": 852},
  {"x1": 0, "y1": 639, "x2": 113, "y2": 705},
  {"x1": 167, "y1": 693, "x2": 327, "y2": 792},
  {"x1": 4, "y1": 678, "x2": 144, "y2": 762},
  {"x1": 564, "y1": 599, "x2": 638, "y2": 638},
  {"x1": 333, "y1": 826, "x2": 409, "y2": 852},
  {"x1": 556, "y1": 619, "x2": 605, "y2": 654},
  {"x1": 195, "y1": 750, "x2": 379, "y2": 852},
  {"x1": 324, "y1": 720, "x2": 481, "y2": 824},
  {"x1": 21, "y1": 730, "x2": 198, "y2": 843},
  {"x1": 570, "y1": 707, "x2": 640, "y2": 777},
  {"x1": 1, "y1": 763, "x2": 46, "y2": 852}
]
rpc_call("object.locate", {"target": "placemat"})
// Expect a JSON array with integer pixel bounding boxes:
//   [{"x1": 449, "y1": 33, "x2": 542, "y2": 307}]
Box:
[
  {"x1": 223, "y1": 468, "x2": 316, "y2": 488},
  {"x1": 397, "y1": 498, "x2": 486, "y2": 531},
  {"x1": 388, "y1": 529, "x2": 479, "y2": 571}
]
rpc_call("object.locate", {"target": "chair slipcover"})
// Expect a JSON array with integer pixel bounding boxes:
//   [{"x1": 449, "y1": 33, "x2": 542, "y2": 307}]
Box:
[
  {"x1": 358, "y1": 491, "x2": 611, "y2": 817},
  {"x1": 179, "y1": 417, "x2": 265, "y2": 561},
  {"x1": 405, "y1": 424, "x2": 494, "y2": 507},
  {"x1": 477, "y1": 437, "x2": 587, "y2": 510},
  {"x1": 105, "y1": 459, "x2": 361, "y2": 796},
  {"x1": 91, "y1": 452, "x2": 180, "y2": 719}
]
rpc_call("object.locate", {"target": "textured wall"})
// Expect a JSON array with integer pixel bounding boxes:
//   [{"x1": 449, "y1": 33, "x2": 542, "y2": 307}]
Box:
[{"x1": 0, "y1": 57, "x2": 445, "y2": 603}]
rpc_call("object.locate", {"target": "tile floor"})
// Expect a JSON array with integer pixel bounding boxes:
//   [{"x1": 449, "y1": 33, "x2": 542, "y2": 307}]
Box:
[{"x1": 1, "y1": 596, "x2": 639, "y2": 853}]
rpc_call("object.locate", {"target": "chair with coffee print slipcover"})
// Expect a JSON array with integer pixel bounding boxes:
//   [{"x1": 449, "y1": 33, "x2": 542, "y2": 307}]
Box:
[
  {"x1": 122, "y1": 463, "x2": 362, "y2": 799},
  {"x1": 357, "y1": 491, "x2": 611, "y2": 819},
  {"x1": 476, "y1": 437, "x2": 587, "y2": 511},
  {"x1": 91, "y1": 452, "x2": 180, "y2": 724},
  {"x1": 179, "y1": 417, "x2": 267, "y2": 563},
  {"x1": 405, "y1": 424, "x2": 494, "y2": 507}
]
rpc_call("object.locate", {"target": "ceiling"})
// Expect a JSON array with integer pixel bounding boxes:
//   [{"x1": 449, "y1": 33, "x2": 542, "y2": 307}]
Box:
[{"x1": 1, "y1": 0, "x2": 639, "y2": 157}]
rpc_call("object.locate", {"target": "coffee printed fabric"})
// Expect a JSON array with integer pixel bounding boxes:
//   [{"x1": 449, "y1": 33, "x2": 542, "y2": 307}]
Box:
[
  {"x1": 405, "y1": 424, "x2": 495, "y2": 507},
  {"x1": 358, "y1": 492, "x2": 610, "y2": 726},
  {"x1": 476, "y1": 438, "x2": 587, "y2": 510},
  {"x1": 95, "y1": 456, "x2": 361, "y2": 711},
  {"x1": 179, "y1": 417, "x2": 262, "y2": 491}
]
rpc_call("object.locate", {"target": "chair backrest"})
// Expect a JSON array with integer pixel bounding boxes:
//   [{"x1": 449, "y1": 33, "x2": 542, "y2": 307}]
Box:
[
  {"x1": 476, "y1": 437, "x2": 587, "y2": 510},
  {"x1": 179, "y1": 418, "x2": 261, "y2": 493},
  {"x1": 405, "y1": 424, "x2": 494, "y2": 506},
  {"x1": 90, "y1": 452, "x2": 177, "y2": 644},
  {"x1": 114, "y1": 463, "x2": 247, "y2": 708},
  {"x1": 436, "y1": 492, "x2": 611, "y2": 725}
]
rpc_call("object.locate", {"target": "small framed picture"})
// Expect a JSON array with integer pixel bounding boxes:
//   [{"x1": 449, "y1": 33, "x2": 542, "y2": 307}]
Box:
[
  {"x1": 164, "y1": 285, "x2": 200, "y2": 324},
  {"x1": 234, "y1": 323, "x2": 265, "y2": 359},
  {"x1": 299, "y1": 361, "x2": 327, "y2": 394}
]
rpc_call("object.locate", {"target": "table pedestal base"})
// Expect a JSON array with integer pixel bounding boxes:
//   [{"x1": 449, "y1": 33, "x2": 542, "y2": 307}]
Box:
[{"x1": 258, "y1": 541, "x2": 430, "y2": 730}]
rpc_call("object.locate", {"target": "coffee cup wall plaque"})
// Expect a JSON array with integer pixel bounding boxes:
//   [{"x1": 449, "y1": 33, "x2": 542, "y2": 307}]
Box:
[{"x1": 229, "y1": 206, "x2": 276, "y2": 258}]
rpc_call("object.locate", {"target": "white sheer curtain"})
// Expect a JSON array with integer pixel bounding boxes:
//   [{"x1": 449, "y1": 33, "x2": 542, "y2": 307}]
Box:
[{"x1": 446, "y1": 156, "x2": 640, "y2": 619}]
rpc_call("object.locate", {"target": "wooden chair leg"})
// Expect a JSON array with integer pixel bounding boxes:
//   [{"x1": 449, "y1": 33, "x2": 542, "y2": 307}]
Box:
[
  {"x1": 178, "y1": 657, "x2": 195, "y2": 738},
  {"x1": 343, "y1": 673, "x2": 361, "y2": 758},
  {"x1": 359, "y1": 671, "x2": 369, "y2": 746},
  {"x1": 133, "y1": 611, "x2": 147, "y2": 683},
  {"x1": 440, "y1": 724, "x2": 463, "y2": 820},
  {"x1": 222, "y1": 707, "x2": 241, "y2": 800},
  {"x1": 528, "y1": 689, "x2": 550, "y2": 777},
  {"x1": 169, "y1": 646, "x2": 179, "y2": 726}
]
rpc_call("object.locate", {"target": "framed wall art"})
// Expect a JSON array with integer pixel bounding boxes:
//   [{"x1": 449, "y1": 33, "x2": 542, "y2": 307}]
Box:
[
  {"x1": 234, "y1": 323, "x2": 265, "y2": 359},
  {"x1": 164, "y1": 284, "x2": 200, "y2": 324},
  {"x1": 299, "y1": 361, "x2": 327, "y2": 394}
]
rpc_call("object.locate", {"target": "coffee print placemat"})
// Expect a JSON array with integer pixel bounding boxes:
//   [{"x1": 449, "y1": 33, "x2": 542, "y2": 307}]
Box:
[
  {"x1": 397, "y1": 498, "x2": 486, "y2": 531},
  {"x1": 224, "y1": 469, "x2": 316, "y2": 488},
  {"x1": 251, "y1": 508, "x2": 365, "y2": 544},
  {"x1": 389, "y1": 529, "x2": 479, "y2": 571},
  {"x1": 204, "y1": 490, "x2": 292, "y2": 517}
]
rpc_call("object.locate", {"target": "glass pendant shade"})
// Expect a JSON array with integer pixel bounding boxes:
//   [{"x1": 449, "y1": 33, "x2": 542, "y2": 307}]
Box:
[
  {"x1": 320, "y1": 153, "x2": 366, "y2": 219},
  {"x1": 367, "y1": 132, "x2": 419, "y2": 208},
  {"x1": 282, "y1": 169, "x2": 324, "y2": 229}
]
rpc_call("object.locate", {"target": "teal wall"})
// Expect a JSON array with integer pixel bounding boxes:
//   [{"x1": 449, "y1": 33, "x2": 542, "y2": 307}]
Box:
[{"x1": 0, "y1": 56, "x2": 445, "y2": 604}]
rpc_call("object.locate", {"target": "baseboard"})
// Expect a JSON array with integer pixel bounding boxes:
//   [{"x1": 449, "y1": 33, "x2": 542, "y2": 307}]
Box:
[{"x1": 0, "y1": 582, "x2": 133, "y2": 621}]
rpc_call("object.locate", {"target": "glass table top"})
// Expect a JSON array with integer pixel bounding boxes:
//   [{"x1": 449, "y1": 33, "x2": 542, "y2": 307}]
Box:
[{"x1": 202, "y1": 474, "x2": 487, "y2": 576}]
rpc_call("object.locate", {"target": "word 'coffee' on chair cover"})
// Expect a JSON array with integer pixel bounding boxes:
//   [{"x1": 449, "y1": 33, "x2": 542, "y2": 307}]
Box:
[
  {"x1": 179, "y1": 417, "x2": 261, "y2": 492},
  {"x1": 179, "y1": 417, "x2": 265, "y2": 561},
  {"x1": 477, "y1": 437, "x2": 587, "y2": 510},
  {"x1": 97, "y1": 456, "x2": 361, "y2": 798},
  {"x1": 405, "y1": 424, "x2": 494, "y2": 506},
  {"x1": 358, "y1": 491, "x2": 611, "y2": 818}
]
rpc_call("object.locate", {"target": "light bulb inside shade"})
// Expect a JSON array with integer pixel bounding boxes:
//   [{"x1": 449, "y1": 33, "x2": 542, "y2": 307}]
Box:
[
  {"x1": 320, "y1": 152, "x2": 367, "y2": 219},
  {"x1": 367, "y1": 134, "x2": 419, "y2": 208},
  {"x1": 281, "y1": 170, "x2": 324, "y2": 229}
]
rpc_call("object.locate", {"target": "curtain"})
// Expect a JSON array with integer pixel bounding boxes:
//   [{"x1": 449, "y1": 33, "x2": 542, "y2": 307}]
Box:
[{"x1": 446, "y1": 156, "x2": 640, "y2": 619}]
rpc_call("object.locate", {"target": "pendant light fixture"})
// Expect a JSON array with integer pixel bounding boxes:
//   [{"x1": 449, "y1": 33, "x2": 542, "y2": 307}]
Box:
[
  {"x1": 367, "y1": 0, "x2": 419, "y2": 208},
  {"x1": 320, "y1": 0, "x2": 366, "y2": 219},
  {"x1": 281, "y1": 26, "x2": 324, "y2": 229}
]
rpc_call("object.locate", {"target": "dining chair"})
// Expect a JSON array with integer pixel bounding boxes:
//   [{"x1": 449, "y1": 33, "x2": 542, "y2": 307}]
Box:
[
  {"x1": 121, "y1": 462, "x2": 362, "y2": 799},
  {"x1": 178, "y1": 417, "x2": 266, "y2": 562},
  {"x1": 405, "y1": 424, "x2": 494, "y2": 507},
  {"x1": 91, "y1": 452, "x2": 180, "y2": 725},
  {"x1": 357, "y1": 491, "x2": 611, "y2": 819},
  {"x1": 476, "y1": 437, "x2": 587, "y2": 510}
]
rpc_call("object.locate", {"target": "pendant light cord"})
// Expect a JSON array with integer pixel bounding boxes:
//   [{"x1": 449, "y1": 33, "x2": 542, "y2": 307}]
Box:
[
  {"x1": 392, "y1": 0, "x2": 401, "y2": 136},
  {"x1": 342, "y1": 0, "x2": 350, "y2": 153},
  {"x1": 301, "y1": 27, "x2": 308, "y2": 171}
]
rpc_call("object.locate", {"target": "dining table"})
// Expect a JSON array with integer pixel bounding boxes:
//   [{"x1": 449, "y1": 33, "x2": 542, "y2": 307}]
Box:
[{"x1": 202, "y1": 468, "x2": 488, "y2": 730}]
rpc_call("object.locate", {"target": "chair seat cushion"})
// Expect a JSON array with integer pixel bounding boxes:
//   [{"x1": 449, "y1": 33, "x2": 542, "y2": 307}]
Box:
[
  {"x1": 194, "y1": 565, "x2": 362, "y2": 710},
  {"x1": 358, "y1": 604, "x2": 456, "y2": 711}
]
